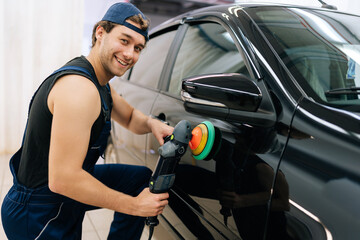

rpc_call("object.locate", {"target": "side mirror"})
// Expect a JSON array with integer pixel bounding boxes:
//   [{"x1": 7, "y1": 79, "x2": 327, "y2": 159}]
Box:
[{"x1": 181, "y1": 73, "x2": 262, "y2": 112}]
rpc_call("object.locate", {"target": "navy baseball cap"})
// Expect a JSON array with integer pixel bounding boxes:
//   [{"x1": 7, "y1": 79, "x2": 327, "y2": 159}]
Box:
[{"x1": 102, "y1": 2, "x2": 149, "y2": 41}]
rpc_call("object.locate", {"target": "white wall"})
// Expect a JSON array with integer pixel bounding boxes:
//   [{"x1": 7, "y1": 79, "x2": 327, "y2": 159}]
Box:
[
  {"x1": 0, "y1": 0, "x2": 83, "y2": 154},
  {"x1": 82, "y1": 0, "x2": 122, "y2": 56},
  {"x1": 0, "y1": 0, "x2": 359, "y2": 154}
]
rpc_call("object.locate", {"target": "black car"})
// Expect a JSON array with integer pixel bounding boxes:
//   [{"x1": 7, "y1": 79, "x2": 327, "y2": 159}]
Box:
[{"x1": 106, "y1": 3, "x2": 360, "y2": 240}]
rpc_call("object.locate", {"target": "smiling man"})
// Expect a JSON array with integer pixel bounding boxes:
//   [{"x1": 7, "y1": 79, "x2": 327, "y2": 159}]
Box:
[{"x1": 1, "y1": 3, "x2": 173, "y2": 240}]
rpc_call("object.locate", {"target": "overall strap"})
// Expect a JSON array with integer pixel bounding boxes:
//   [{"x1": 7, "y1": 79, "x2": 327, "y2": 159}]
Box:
[{"x1": 52, "y1": 65, "x2": 93, "y2": 79}]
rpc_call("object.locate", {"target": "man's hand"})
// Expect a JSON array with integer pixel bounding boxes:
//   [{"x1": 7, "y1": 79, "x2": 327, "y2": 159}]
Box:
[
  {"x1": 148, "y1": 118, "x2": 174, "y2": 145},
  {"x1": 133, "y1": 188, "x2": 169, "y2": 217},
  {"x1": 219, "y1": 190, "x2": 244, "y2": 208}
]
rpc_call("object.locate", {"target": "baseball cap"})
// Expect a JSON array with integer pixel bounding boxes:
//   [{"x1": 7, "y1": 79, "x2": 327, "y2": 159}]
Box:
[{"x1": 102, "y1": 2, "x2": 149, "y2": 41}]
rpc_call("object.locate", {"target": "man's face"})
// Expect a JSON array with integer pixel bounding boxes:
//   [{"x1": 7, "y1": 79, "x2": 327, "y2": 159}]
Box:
[{"x1": 97, "y1": 20, "x2": 146, "y2": 77}]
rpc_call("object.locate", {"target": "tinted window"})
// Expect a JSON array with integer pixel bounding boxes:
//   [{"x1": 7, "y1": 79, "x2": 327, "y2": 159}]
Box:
[
  {"x1": 129, "y1": 30, "x2": 177, "y2": 89},
  {"x1": 250, "y1": 7, "x2": 360, "y2": 108},
  {"x1": 168, "y1": 22, "x2": 249, "y2": 96}
]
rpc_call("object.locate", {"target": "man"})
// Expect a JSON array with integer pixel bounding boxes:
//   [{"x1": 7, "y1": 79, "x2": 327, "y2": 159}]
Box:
[{"x1": 1, "y1": 2, "x2": 173, "y2": 239}]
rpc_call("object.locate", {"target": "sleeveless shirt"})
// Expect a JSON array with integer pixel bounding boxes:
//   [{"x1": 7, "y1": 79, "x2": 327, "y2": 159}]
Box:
[{"x1": 17, "y1": 56, "x2": 113, "y2": 188}]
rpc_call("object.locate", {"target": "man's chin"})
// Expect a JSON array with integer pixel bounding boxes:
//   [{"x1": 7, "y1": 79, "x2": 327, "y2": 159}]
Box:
[{"x1": 113, "y1": 68, "x2": 129, "y2": 77}]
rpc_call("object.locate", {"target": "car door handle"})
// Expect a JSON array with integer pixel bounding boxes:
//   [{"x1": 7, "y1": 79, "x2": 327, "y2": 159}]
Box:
[{"x1": 151, "y1": 113, "x2": 169, "y2": 125}]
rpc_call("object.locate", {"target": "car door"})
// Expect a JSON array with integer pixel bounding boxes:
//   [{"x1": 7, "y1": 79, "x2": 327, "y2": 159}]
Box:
[
  {"x1": 147, "y1": 17, "x2": 282, "y2": 239},
  {"x1": 241, "y1": 6, "x2": 360, "y2": 240},
  {"x1": 248, "y1": 6, "x2": 360, "y2": 239},
  {"x1": 110, "y1": 27, "x2": 177, "y2": 166}
]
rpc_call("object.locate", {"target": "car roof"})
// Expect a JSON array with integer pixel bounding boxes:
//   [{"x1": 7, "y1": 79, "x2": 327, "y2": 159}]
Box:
[{"x1": 149, "y1": 2, "x2": 345, "y2": 35}]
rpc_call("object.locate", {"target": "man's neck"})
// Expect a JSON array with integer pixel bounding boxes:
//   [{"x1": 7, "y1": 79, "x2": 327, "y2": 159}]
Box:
[{"x1": 86, "y1": 51, "x2": 113, "y2": 86}]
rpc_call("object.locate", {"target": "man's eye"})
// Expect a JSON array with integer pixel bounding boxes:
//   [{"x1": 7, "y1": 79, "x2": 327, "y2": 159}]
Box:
[
  {"x1": 121, "y1": 39, "x2": 128, "y2": 44},
  {"x1": 135, "y1": 46, "x2": 142, "y2": 52}
]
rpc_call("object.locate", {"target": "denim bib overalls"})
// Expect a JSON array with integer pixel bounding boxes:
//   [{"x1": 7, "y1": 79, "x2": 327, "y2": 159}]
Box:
[{"x1": 1, "y1": 66, "x2": 152, "y2": 239}]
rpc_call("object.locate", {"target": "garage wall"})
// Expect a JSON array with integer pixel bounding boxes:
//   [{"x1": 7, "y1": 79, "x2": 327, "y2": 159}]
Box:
[{"x1": 0, "y1": 0, "x2": 358, "y2": 154}]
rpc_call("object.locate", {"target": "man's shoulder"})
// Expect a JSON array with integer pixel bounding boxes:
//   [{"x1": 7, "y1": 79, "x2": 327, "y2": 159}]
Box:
[
  {"x1": 53, "y1": 74, "x2": 99, "y2": 99},
  {"x1": 48, "y1": 74, "x2": 101, "y2": 117}
]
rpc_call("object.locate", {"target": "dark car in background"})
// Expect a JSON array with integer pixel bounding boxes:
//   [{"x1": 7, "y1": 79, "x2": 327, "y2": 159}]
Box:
[{"x1": 106, "y1": 3, "x2": 360, "y2": 240}]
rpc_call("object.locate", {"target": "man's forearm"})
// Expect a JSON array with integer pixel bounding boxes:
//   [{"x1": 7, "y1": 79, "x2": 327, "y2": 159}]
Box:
[
  {"x1": 127, "y1": 109, "x2": 153, "y2": 134},
  {"x1": 49, "y1": 168, "x2": 137, "y2": 215}
]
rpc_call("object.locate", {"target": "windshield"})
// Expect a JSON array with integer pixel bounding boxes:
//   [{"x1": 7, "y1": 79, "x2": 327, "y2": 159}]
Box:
[{"x1": 249, "y1": 7, "x2": 360, "y2": 110}]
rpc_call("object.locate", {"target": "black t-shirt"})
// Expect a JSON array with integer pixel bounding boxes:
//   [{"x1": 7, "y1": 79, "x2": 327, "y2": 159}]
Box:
[{"x1": 17, "y1": 56, "x2": 113, "y2": 188}]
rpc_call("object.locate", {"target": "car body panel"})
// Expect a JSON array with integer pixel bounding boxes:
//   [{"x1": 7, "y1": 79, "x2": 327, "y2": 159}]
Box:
[
  {"x1": 108, "y1": 3, "x2": 360, "y2": 239},
  {"x1": 279, "y1": 98, "x2": 360, "y2": 239},
  {"x1": 111, "y1": 80, "x2": 159, "y2": 166}
]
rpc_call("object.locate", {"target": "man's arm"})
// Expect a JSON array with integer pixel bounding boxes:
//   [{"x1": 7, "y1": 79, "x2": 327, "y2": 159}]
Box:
[
  {"x1": 47, "y1": 75, "x2": 168, "y2": 216},
  {"x1": 109, "y1": 85, "x2": 173, "y2": 145}
]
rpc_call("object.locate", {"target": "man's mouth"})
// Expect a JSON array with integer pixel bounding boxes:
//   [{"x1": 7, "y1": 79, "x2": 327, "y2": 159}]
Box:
[{"x1": 115, "y1": 56, "x2": 129, "y2": 67}]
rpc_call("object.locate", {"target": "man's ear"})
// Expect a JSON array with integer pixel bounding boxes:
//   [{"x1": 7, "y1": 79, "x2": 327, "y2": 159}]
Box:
[{"x1": 95, "y1": 25, "x2": 104, "y2": 42}]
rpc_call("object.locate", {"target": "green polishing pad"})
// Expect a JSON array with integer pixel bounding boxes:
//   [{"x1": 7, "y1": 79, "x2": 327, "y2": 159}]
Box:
[
  {"x1": 204, "y1": 126, "x2": 222, "y2": 161},
  {"x1": 193, "y1": 121, "x2": 215, "y2": 160}
]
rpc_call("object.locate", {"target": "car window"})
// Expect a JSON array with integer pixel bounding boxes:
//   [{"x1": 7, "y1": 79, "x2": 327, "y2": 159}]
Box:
[
  {"x1": 168, "y1": 22, "x2": 250, "y2": 96},
  {"x1": 129, "y1": 29, "x2": 177, "y2": 89},
  {"x1": 249, "y1": 7, "x2": 360, "y2": 108}
]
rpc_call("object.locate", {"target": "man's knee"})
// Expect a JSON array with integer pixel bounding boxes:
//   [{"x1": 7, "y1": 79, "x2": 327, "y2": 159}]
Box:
[
  {"x1": 140, "y1": 166, "x2": 152, "y2": 178},
  {"x1": 135, "y1": 166, "x2": 152, "y2": 185}
]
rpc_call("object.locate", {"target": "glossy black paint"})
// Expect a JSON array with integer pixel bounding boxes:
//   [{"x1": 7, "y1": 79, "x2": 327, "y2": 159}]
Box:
[{"x1": 109, "y1": 3, "x2": 360, "y2": 240}]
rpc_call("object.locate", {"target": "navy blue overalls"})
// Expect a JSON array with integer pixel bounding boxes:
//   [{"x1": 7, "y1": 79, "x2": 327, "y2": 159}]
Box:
[{"x1": 1, "y1": 66, "x2": 152, "y2": 239}]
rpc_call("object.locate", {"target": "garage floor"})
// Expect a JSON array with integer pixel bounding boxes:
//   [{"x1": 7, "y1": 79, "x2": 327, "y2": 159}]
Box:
[{"x1": 0, "y1": 154, "x2": 169, "y2": 240}]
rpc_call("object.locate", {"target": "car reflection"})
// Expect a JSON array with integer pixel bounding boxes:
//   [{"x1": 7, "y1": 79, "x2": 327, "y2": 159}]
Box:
[{"x1": 170, "y1": 134, "x2": 292, "y2": 239}]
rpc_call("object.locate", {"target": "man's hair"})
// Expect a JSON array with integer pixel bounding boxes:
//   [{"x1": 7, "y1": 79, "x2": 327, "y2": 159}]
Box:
[{"x1": 91, "y1": 14, "x2": 150, "y2": 48}]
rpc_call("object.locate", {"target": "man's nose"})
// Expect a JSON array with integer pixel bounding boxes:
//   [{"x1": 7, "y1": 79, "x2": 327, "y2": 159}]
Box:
[{"x1": 123, "y1": 46, "x2": 134, "y2": 60}]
